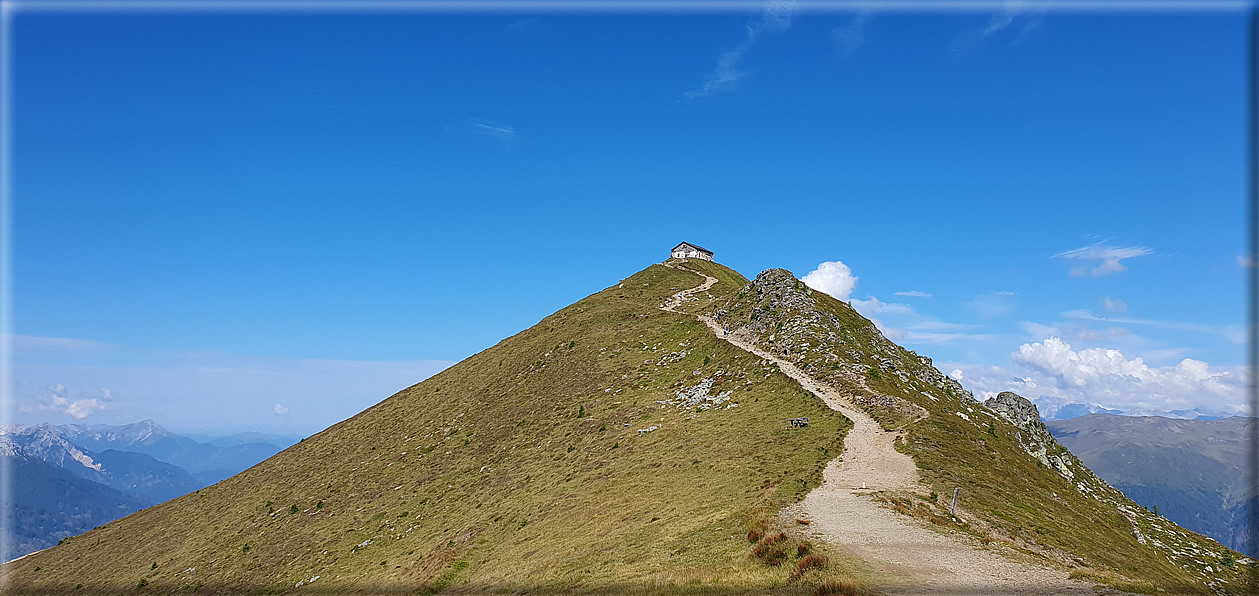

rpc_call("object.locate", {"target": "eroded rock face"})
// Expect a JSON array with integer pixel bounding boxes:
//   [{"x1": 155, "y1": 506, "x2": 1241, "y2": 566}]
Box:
[
  {"x1": 985, "y1": 392, "x2": 1040, "y2": 427},
  {"x1": 984, "y1": 391, "x2": 1076, "y2": 482}
]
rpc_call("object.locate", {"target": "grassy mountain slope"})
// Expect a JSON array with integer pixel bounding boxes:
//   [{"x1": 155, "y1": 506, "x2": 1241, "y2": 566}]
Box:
[
  {"x1": 1047, "y1": 415, "x2": 1255, "y2": 556},
  {"x1": 714, "y1": 268, "x2": 1253, "y2": 595},
  {"x1": 5, "y1": 262, "x2": 854, "y2": 594}
]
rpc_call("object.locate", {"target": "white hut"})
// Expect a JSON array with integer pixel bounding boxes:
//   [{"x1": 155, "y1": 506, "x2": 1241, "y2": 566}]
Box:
[{"x1": 670, "y1": 242, "x2": 714, "y2": 261}]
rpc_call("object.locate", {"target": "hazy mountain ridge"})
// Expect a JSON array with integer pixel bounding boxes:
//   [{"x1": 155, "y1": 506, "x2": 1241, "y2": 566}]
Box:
[
  {"x1": 2, "y1": 455, "x2": 148, "y2": 562},
  {"x1": 1, "y1": 421, "x2": 300, "y2": 562},
  {"x1": 1047, "y1": 414, "x2": 1255, "y2": 556},
  {"x1": 1028, "y1": 395, "x2": 1237, "y2": 422}
]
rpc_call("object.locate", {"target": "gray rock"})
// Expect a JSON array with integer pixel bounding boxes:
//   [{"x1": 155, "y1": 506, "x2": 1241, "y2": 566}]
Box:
[{"x1": 985, "y1": 391, "x2": 1040, "y2": 427}]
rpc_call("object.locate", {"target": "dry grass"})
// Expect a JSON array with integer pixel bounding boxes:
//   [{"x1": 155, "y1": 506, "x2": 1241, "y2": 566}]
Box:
[
  {"x1": 812, "y1": 580, "x2": 861, "y2": 596},
  {"x1": 4, "y1": 261, "x2": 857, "y2": 595},
  {"x1": 786, "y1": 554, "x2": 829, "y2": 583}
]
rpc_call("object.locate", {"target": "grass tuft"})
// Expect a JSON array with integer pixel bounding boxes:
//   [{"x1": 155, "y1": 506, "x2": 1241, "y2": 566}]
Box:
[
  {"x1": 787, "y1": 554, "x2": 829, "y2": 583},
  {"x1": 813, "y1": 580, "x2": 860, "y2": 596}
]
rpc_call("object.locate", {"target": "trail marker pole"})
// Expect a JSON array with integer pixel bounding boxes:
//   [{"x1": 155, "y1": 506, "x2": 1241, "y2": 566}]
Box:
[{"x1": 950, "y1": 487, "x2": 960, "y2": 516}]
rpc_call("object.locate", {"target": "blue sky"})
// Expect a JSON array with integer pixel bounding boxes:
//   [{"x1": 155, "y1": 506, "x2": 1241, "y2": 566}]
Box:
[{"x1": 6, "y1": 4, "x2": 1253, "y2": 434}]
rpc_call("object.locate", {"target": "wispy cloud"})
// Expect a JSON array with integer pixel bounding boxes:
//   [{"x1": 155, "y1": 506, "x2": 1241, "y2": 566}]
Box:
[
  {"x1": 965, "y1": 291, "x2": 1016, "y2": 318},
  {"x1": 17, "y1": 384, "x2": 114, "y2": 420},
  {"x1": 685, "y1": 0, "x2": 799, "y2": 100},
  {"x1": 951, "y1": 1, "x2": 1044, "y2": 52},
  {"x1": 894, "y1": 290, "x2": 931, "y2": 298},
  {"x1": 12, "y1": 341, "x2": 455, "y2": 433},
  {"x1": 1238, "y1": 254, "x2": 1257, "y2": 268},
  {"x1": 274, "y1": 403, "x2": 290, "y2": 416},
  {"x1": 831, "y1": 8, "x2": 872, "y2": 58},
  {"x1": 903, "y1": 331, "x2": 998, "y2": 345},
  {"x1": 8, "y1": 334, "x2": 114, "y2": 352},
  {"x1": 1061, "y1": 309, "x2": 1246, "y2": 344},
  {"x1": 1053, "y1": 242, "x2": 1152, "y2": 276},
  {"x1": 468, "y1": 118, "x2": 517, "y2": 143}
]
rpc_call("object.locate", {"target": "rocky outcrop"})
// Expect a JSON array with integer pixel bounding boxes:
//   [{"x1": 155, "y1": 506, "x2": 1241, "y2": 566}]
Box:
[
  {"x1": 984, "y1": 392, "x2": 1076, "y2": 482},
  {"x1": 913, "y1": 359, "x2": 975, "y2": 402},
  {"x1": 985, "y1": 391, "x2": 1040, "y2": 427}
]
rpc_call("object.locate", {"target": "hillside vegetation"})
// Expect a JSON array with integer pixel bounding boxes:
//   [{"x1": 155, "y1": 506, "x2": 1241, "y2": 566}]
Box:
[
  {"x1": 5, "y1": 262, "x2": 855, "y2": 594},
  {"x1": 8, "y1": 259, "x2": 1250, "y2": 595},
  {"x1": 1048, "y1": 414, "x2": 1256, "y2": 557},
  {"x1": 714, "y1": 268, "x2": 1253, "y2": 595}
]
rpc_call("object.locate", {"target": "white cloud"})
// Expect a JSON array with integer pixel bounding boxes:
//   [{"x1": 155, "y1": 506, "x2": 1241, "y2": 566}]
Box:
[
  {"x1": 801, "y1": 260, "x2": 857, "y2": 301},
  {"x1": 1062, "y1": 309, "x2": 1246, "y2": 344},
  {"x1": 26, "y1": 384, "x2": 112, "y2": 420},
  {"x1": 468, "y1": 118, "x2": 517, "y2": 142},
  {"x1": 894, "y1": 290, "x2": 932, "y2": 298},
  {"x1": 1239, "y1": 254, "x2": 1257, "y2": 268},
  {"x1": 274, "y1": 403, "x2": 290, "y2": 416},
  {"x1": 1053, "y1": 242, "x2": 1153, "y2": 277},
  {"x1": 949, "y1": 369, "x2": 964, "y2": 380},
  {"x1": 1007, "y1": 337, "x2": 1248, "y2": 413},
  {"x1": 685, "y1": 0, "x2": 798, "y2": 100}
]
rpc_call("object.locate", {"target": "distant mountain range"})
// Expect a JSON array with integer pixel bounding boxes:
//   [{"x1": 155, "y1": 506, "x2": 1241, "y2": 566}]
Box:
[
  {"x1": 0, "y1": 420, "x2": 300, "y2": 561},
  {"x1": 1029, "y1": 395, "x2": 1239, "y2": 421},
  {"x1": 1047, "y1": 414, "x2": 1255, "y2": 556}
]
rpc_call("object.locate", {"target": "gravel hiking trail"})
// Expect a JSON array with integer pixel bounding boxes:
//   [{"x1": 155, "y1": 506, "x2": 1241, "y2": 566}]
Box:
[{"x1": 660, "y1": 261, "x2": 1103, "y2": 594}]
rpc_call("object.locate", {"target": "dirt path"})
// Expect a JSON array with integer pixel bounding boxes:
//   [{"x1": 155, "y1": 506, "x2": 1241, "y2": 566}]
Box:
[{"x1": 660, "y1": 260, "x2": 1100, "y2": 594}]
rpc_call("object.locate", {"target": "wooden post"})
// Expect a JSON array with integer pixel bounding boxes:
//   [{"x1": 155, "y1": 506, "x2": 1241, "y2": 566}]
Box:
[{"x1": 950, "y1": 487, "x2": 960, "y2": 516}]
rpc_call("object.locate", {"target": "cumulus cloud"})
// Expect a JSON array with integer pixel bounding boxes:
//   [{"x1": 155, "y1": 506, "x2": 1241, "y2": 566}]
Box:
[
  {"x1": 1053, "y1": 243, "x2": 1152, "y2": 277},
  {"x1": 1007, "y1": 337, "x2": 1248, "y2": 413},
  {"x1": 801, "y1": 260, "x2": 858, "y2": 301},
  {"x1": 23, "y1": 384, "x2": 112, "y2": 419},
  {"x1": 274, "y1": 403, "x2": 290, "y2": 416},
  {"x1": 685, "y1": 0, "x2": 798, "y2": 100},
  {"x1": 894, "y1": 290, "x2": 932, "y2": 298}
]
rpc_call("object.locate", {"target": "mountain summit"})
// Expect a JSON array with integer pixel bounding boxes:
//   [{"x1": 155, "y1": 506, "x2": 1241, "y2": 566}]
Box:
[{"x1": 4, "y1": 259, "x2": 1249, "y2": 594}]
